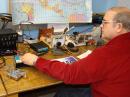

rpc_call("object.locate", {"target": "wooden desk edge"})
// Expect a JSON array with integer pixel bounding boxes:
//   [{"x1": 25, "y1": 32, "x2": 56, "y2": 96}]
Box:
[{"x1": 0, "y1": 75, "x2": 7, "y2": 97}]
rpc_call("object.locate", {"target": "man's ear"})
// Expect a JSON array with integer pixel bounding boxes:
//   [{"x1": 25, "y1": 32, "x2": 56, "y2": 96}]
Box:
[{"x1": 116, "y1": 23, "x2": 123, "y2": 33}]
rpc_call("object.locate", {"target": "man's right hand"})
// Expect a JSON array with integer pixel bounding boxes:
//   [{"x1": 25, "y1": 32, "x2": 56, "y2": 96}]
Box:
[{"x1": 20, "y1": 53, "x2": 38, "y2": 66}]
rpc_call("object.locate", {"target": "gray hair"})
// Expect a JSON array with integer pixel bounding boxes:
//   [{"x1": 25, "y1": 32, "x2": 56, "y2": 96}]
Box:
[{"x1": 109, "y1": 7, "x2": 130, "y2": 31}]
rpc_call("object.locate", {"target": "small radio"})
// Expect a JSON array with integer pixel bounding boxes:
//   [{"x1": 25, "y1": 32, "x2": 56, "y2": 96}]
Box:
[{"x1": 30, "y1": 41, "x2": 49, "y2": 55}]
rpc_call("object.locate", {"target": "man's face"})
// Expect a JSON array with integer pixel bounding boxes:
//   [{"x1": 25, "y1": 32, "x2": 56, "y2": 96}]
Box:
[{"x1": 100, "y1": 10, "x2": 117, "y2": 41}]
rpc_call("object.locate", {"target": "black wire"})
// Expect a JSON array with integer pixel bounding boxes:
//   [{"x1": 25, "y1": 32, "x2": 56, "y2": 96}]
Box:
[
  {"x1": 2, "y1": 20, "x2": 9, "y2": 29},
  {"x1": 0, "y1": 13, "x2": 12, "y2": 29}
]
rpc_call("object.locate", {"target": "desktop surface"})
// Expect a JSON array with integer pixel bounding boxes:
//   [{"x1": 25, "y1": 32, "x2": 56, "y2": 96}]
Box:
[{"x1": 0, "y1": 43, "x2": 96, "y2": 97}]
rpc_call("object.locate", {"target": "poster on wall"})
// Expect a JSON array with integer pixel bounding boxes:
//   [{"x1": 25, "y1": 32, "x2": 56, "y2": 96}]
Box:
[{"x1": 11, "y1": 0, "x2": 92, "y2": 25}]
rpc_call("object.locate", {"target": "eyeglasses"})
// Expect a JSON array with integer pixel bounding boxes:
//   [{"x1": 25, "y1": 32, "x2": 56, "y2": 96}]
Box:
[{"x1": 102, "y1": 20, "x2": 116, "y2": 25}]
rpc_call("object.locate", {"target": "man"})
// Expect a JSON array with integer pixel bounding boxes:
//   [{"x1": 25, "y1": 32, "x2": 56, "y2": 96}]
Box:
[{"x1": 21, "y1": 7, "x2": 130, "y2": 97}]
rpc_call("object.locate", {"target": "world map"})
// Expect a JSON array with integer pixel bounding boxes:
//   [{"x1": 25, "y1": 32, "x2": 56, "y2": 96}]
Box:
[{"x1": 12, "y1": 0, "x2": 92, "y2": 25}]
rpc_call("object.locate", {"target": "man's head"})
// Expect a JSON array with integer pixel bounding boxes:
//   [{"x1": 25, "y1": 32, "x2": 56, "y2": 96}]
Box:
[{"x1": 101, "y1": 7, "x2": 130, "y2": 41}]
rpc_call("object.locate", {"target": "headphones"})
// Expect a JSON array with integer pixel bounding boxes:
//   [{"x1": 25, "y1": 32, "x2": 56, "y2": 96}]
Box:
[
  {"x1": 55, "y1": 42, "x2": 79, "y2": 53},
  {"x1": 67, "y1": 42, "x2": 79, "y2": 52}
]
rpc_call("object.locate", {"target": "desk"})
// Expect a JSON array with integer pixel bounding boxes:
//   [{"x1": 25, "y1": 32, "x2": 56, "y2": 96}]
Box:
[
  {"x1": 0, "y1": 44, "x2": 96, "y2": 97},
  {"x1": 0, "y1": 56, "x2": 62, "y2": 97}
]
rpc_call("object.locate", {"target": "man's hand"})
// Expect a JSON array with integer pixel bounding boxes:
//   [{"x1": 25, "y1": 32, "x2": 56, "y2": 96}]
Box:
[{"x1": 20, "y1": 53, "x2": 38, "y2": 66}]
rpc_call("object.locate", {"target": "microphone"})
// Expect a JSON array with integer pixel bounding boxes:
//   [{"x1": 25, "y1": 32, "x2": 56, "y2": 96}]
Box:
[{"x1": 63, "y1": 27, "x2": 68, "y2": 34}]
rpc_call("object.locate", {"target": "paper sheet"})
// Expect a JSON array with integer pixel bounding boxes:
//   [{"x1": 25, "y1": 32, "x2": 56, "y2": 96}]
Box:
[{"x1": 77, "y1": 50, "x2": 92, "y2": 59}]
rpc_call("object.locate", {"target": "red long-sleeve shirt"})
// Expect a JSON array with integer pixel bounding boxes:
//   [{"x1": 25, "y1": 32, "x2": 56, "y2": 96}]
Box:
[{"x1": 35, "y1": 32, "x2": 130, "y2": 97}]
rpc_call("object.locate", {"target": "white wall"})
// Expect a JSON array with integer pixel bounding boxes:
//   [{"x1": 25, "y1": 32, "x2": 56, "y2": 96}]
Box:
[
  {"x1": 117, "y1": 0, "x2": 130, "y2": 9},
  {"x1": 92, "y1": 0, "x2": 118, "y2": 13},
  {"x1": 106, "y1": 0, "x2": 117, "y2": 10},
  {"x1": 0, "y1": 0, "x2": 9, "y2": 13}
]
